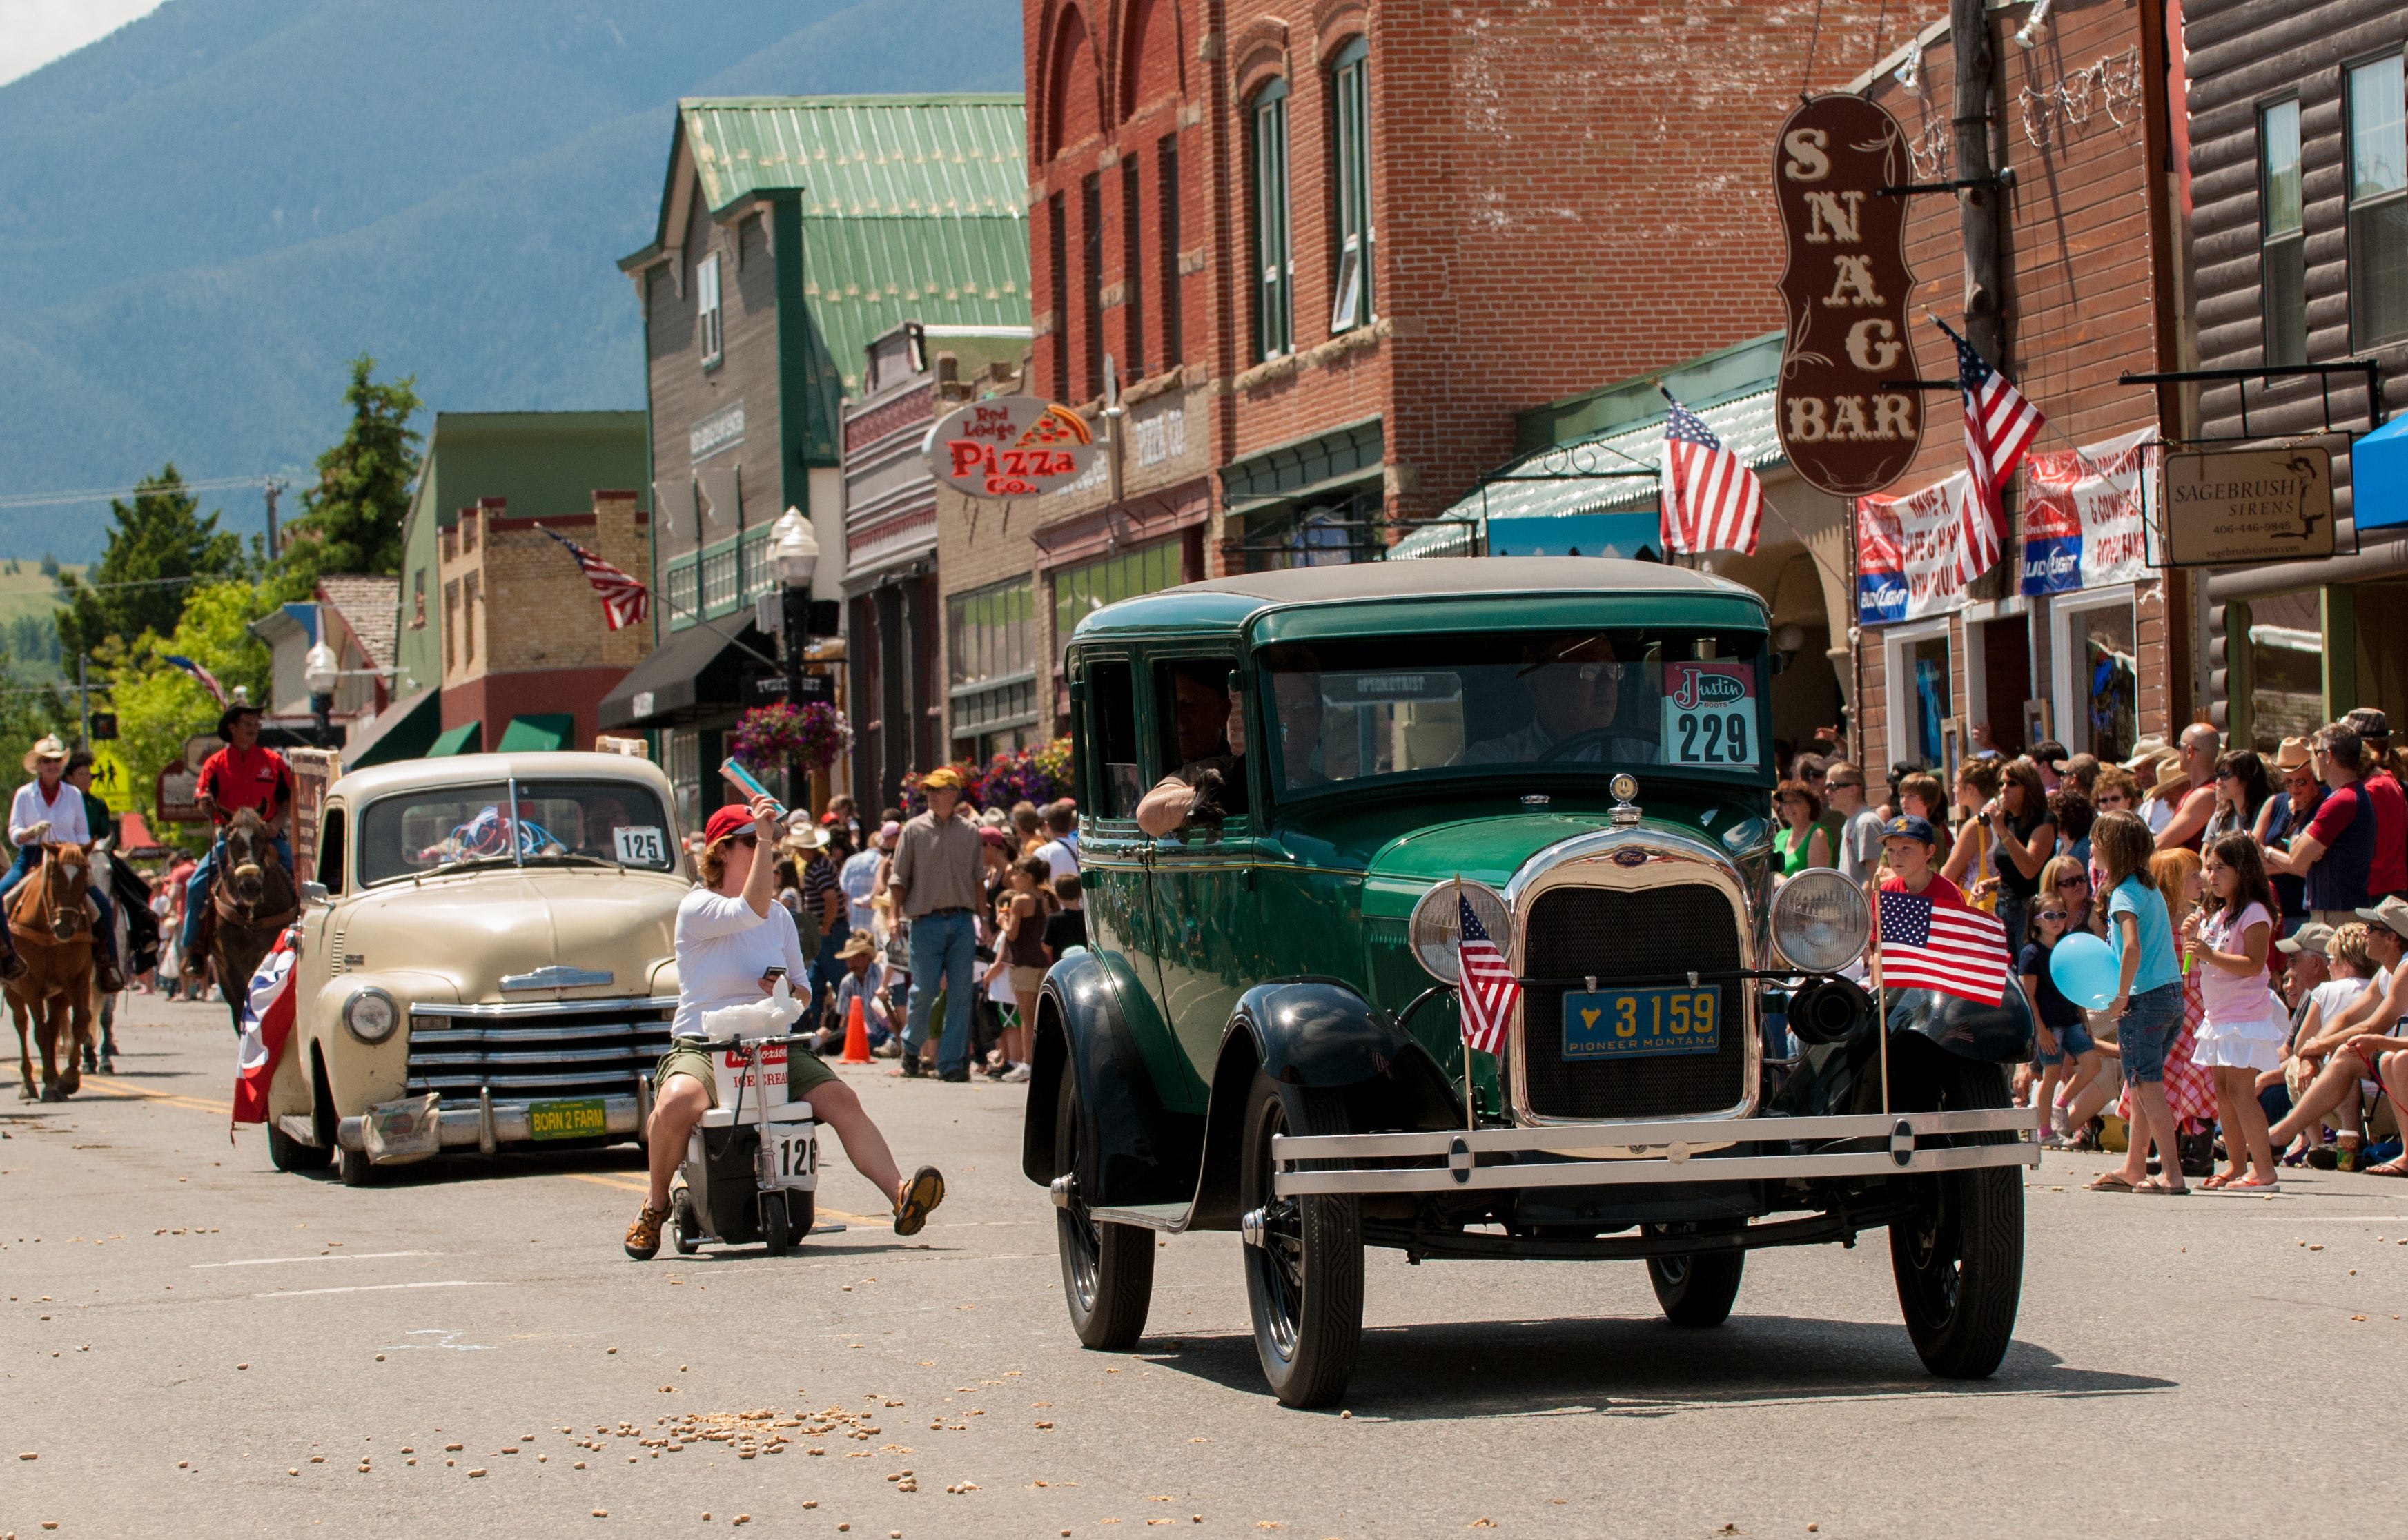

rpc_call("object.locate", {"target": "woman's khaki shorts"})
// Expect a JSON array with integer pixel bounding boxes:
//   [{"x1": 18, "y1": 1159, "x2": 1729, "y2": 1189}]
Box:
[
  {"x1": 1007, "y1": 964, "x2": 1046, "y2": 994},
  {"x1": 654, "y1": 1042, "x2": 839, "y2": 1108}
]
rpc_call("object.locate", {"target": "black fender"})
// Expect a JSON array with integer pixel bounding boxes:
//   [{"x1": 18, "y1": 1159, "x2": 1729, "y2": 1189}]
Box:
[
  {"x1": 1020, "y1": 948, "x2": 1203, "y2": 1207},
  {"x1": 1886, "y1": 977, "x2": 2037, "y2": 1064},
  {"x1": 1185, "y1": 979, "x2": 1460, "y2": 1231}
]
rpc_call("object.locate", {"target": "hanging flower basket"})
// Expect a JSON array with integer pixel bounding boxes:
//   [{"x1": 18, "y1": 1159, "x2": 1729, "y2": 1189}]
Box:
[{"x1": 731, "y1": 702, "x2": 852, "y2": 772}]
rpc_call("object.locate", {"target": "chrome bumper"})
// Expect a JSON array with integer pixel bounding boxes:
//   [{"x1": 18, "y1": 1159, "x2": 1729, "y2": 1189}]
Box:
[
  {"x1": 334, "y1": 1092, "x2": 645, "y2": 1158},
  {"x1": 1270, "y1": 1109, "x2": 2039, "y2": 1197}
]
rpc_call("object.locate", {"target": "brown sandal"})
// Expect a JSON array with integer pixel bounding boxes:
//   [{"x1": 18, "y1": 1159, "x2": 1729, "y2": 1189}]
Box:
[
  {"x1": 893, "y1": 1167, "x2": 946, "y2": 1236},
  {"x1": 624, "y1": 1201, "x2": 670, "y2": 1260}
]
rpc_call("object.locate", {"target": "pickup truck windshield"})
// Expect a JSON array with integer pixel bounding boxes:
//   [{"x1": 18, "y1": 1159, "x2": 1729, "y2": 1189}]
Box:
[
  {"x1": 358, "y1": 779, "x2": 678, "y2": 885},
  {"x1": 1257, "y1": 630, "x2": 1766, "y2": 799}
]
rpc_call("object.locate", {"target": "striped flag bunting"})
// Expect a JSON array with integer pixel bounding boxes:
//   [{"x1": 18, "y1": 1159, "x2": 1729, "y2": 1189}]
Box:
[{"x1": 1877, "y1": 890, "x2": 2012, "y2": 1006}]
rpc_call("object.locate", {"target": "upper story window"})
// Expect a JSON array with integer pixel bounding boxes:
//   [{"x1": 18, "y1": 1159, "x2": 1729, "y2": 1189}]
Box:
[
  {"x1": 1329, "y1": 37, "x2": 1374, "y2": 333},
  {"x1": 2261, "y1": 99, "x2": 2306, "y2": 367},
  {"x1": 696, "y1": 251, "x2": 725, "y2": 368},
  {"x1": 1252, "y1": 79, "x2": 1293, "y2": 360},
  {"x1": 2346, "y1": 54, "x2": 2408, "y2": 349}
]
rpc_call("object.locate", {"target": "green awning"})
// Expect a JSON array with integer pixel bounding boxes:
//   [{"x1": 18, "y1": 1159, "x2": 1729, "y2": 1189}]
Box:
[
  {"x1": 427, "y1": 721, "x2": 481, "y2": 757},
  {"x1": 494, "y1": 714, "x2": 574, "y2": 752},
  {"x1": 342, "y1": 688, "x2": 444, "y2": 769}
]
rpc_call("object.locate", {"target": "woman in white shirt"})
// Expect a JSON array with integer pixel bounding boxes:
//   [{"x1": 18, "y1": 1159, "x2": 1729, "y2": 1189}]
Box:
[{"x1": 625, "y1": 795, "x2": 944, "y2": 1260}]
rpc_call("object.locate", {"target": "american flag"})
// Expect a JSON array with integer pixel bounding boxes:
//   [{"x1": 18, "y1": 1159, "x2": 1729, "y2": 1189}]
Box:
[
  {"x1": 1659, "y1": 390, "x2": 1765, "y2": 556},
  {"x1": 536, "y1": 524, "x2": 650, "y2": 631},
  {"x1": 1456, "y1": 891, "x2": 1520, "y2": 1056},
  {"x1": 1876, "y1": 890, "x2": 2013, "y2": 1005},
  {"x1": 164, "y1": 653, "x2": 228, "y2": 705},
  {"x1": 1939, "y1": 318, "x2": 2045, "y2": 585}
]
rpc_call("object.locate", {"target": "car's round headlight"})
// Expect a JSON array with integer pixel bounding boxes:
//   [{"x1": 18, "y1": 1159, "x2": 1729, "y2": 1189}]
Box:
[
  {"x1": 1408, "y1": 879, "x2": 1511, "y2": 984},
  {"x1": 1770, "y1": 870, "x2": 1872, "y2": 973},
  {"x1": 342, "y1": 987, "x2": 400, "y2": 1044}
]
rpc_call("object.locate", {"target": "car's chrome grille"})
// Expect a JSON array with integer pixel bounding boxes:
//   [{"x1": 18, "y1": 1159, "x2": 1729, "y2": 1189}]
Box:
[
  {"x1": 404, "y1": 1000, "x2": 675, "y2": 1103},
  {"x1": 1519, "y1": 883, "x2": 1748, "y2": 1120}
]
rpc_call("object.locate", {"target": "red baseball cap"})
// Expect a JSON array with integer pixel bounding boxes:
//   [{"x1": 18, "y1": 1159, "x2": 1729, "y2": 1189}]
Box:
[{"x1": 703, "y1": 804, "x2": 758, "y2": 846}]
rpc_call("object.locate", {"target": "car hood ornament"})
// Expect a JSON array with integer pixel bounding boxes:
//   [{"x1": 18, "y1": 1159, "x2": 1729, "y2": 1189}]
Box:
[{"x1": 1609, "y1": 773, "x2": 1641, "y2": 828}]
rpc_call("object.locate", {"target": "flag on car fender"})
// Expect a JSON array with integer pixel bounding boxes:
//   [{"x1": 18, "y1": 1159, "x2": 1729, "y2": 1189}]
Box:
[
  {"x1": 231, "y1": 930, "x2": 302, "y2": 1137},
  {"x1": 1876, "y1": 890, "x2": 2011, "y2": 1005},
  {"x1": 1456, "y1": 892, "x2": 1518, "y2": 1056}
]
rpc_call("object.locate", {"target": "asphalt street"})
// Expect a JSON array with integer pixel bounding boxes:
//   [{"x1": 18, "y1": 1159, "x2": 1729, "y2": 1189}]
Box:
[{"x1": 4, "y1": 991, "x2": 2404, "y2": 1539}]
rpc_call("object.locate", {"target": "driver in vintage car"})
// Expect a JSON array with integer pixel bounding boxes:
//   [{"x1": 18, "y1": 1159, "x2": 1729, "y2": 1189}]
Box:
[
  {"x1": 1456, "y1": 635, "x2": 1652, "y2": 765},
  {"x1": 1136, "y1": 663, "x2": 1251, "y2": 836}
]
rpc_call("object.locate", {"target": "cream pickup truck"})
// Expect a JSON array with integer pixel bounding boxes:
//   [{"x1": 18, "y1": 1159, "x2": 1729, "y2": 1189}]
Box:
[{"x1": 264, "y1": 751, "x2": 689, "y2": 1185}]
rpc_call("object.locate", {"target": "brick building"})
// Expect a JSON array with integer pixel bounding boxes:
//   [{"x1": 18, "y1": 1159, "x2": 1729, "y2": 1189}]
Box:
[
  {"x1": 935, "y1": 0, "x2": 1898, "y2": 756},
  {"x1": 1844, "y1": 0, "x2": 2187, "y2": 782},
  {"x1": 430, "y1": 491, "x2": 656, "y2": 756}
]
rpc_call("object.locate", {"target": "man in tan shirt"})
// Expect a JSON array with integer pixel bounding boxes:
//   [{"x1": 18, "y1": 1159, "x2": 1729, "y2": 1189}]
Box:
[{"x1": 890, "y1": 767, "x2": 985, "y2": 1080}]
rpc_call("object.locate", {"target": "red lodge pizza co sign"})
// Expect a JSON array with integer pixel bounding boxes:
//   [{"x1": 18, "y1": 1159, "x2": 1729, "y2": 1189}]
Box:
[
  {"x1": 1772, "y1": 95, "x2": 1924, "y2": 498},
  {"x1": 923, "y1": 396, "x2": 1099, "y2": 498}
]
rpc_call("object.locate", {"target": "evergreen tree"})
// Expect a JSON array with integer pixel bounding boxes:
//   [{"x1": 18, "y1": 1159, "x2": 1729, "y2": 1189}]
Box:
[
  {"x1": 278, "y1": 355, "x2": 422, "y2": 588},
  {"x1": 54, "y1": 465, "x2": 246, "y2": 659}
]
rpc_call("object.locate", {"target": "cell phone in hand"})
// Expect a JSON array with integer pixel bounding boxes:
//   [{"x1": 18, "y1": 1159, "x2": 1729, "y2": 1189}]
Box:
[{"x1": 719, "y1": 758, "x2": 787, "y2": 819}]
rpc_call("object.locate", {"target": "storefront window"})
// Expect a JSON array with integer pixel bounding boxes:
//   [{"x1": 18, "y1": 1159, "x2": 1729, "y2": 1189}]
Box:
[
  {"x1": 2069, "y1": 601, "x2": 2138, "y2": 763},
  {"x1": 1052, "y1": 538, "x2": 1184, "y2": 642},
  {"x1": 948, "y1": 578, "x2": 1037, "y2": 760},
  {"x1": 1901, "y1": 633, "x2": 1952, "y2": 770},
  {"x1": 666, "y1": 728, "x2": 701, "y2": 839}
]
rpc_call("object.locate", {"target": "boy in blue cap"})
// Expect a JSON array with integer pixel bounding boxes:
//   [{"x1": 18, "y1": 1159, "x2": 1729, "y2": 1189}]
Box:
[{"x1": 1877, "y1": 813, "x2": 1969, "y2": 908}]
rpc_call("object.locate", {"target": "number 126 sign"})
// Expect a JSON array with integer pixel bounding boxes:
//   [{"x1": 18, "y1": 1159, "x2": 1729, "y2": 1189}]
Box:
[{"x1": 922, "y1": 395, "x2": 1098, "y2": 498}]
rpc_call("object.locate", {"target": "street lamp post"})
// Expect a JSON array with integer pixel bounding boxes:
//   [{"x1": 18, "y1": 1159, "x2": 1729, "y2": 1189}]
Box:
[
  {"x1": 304, "y1": 641, "x2": 340, "y2": 742},
  {"x1": 769, "y1": 507, "x2": 821, "y2": 812}
]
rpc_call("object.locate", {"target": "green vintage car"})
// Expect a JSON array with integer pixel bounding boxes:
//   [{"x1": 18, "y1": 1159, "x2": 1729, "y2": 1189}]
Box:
[{"x1": 1024, "y1": 559, "x2": 2037, "y2": 1406}]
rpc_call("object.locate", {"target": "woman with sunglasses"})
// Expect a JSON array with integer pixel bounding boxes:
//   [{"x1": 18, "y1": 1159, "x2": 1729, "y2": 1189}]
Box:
[
  {"x1": 2203, "y1": 750, "x2": 2273, "y2": 847},
  {"x1": 625, "y1": 796, "x2": 945, "y2": 1259},
  {"x1": 2254, "y1": 738, "x2": 2324, "y2": 930}
]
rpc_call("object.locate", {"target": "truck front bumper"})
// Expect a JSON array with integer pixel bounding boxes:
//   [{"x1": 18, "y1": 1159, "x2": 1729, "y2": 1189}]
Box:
[
  {"x1": 1270, "y1": 1108, "x2": 2037, "y2": 1197},
  {"x1": 318, "y1": 1089, "x2": 649, "y2": 1161}
]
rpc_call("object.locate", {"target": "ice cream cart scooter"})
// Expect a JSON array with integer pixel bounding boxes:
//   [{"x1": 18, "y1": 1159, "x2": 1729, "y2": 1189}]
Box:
[{"x1": 669, "y1": 1013, "x2": 820, "y2": 1256}]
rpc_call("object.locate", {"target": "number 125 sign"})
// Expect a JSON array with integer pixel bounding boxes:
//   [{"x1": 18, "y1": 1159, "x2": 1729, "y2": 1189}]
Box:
[
  {"x1": 922, "y1": 396, "x2": 1099, "y2": 498},
  {"x1": 1661, "y1": 661, "x2": 1758, "y2": 768}
]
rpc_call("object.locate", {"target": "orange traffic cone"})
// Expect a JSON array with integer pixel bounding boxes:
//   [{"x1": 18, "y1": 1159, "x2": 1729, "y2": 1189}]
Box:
[{"x1": 839, "y1": 995, "x2": 872, "y2": 1064}]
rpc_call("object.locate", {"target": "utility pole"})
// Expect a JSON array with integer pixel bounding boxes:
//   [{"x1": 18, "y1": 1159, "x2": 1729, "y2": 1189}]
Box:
[
  {"x1": 1952, "y1": 0, "x2": 2011, "y2": 599},
  {"x1": 77, "y1": 653, "x2": 91, "y2": 748},
  {"x1": 264, "y1": 477, "x2": 286, "y2": 559}
]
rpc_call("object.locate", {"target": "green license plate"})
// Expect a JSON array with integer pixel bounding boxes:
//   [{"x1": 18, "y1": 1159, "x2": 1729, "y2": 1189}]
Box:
[
  {"x1": 1563, "y1": 986, "x2": 1723, "y2": 1061},
  {"x1": 528, "y1": 1097, "x2": 609, "y2": 1140}
]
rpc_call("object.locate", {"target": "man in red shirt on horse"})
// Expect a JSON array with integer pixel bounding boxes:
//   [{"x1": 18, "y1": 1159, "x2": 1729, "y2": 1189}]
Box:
[{"x1": 179, "y1": 703, "x2": 295, "y2": 962}]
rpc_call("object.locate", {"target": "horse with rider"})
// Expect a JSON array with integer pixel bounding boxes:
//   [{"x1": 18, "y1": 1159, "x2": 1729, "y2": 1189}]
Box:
[
  {"x1": 3, "y1": 734, "x2": 124, "y2": 1100},
  {"x1": 178, "y1": 701, "x2": 299, "y2": 1029}
]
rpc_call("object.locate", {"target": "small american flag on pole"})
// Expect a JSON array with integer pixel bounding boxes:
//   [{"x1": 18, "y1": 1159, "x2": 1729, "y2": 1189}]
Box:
[
  {"x1": 1456, "y1": 890, "x2": 1520, "y2": 1056},
  {"x1": 536, "y1": 524, "x2": 650, "y2": 631},
  {"x1": 1937, "y1": 318, "x2": 2045, "y2": 585},
  {"x1": 1877, "y1": 890, "x2": 2013, "y2": 1005},
  {"x1": 164, "y1": 653, "x2": 228, "y2": 705},
  {"x1": 1659, "y1": 389, "x2": 1765, "y2": 557}
]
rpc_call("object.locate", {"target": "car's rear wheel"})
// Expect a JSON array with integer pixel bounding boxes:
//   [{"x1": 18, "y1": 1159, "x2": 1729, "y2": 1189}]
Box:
[
  {"x1": 266, "y1": 1119, "x2": 331, "y2": 1173},
  {"x1": 1890, "y1": 1057, "x2": 2024, "y2": 1378},
  {"x1": 1239, "y1": 1073, "x2": 1362, "y2": 1409},
  {"x1": 1052, "y1": 1073, "x2": 1155, "y2": 1349},
  {"x1": 1645, "y1": 1226, "x2": 1745, "y2": 1327},
  {"x1": 671, "y1": 1189, "x2": 700, "y2": 1256}
]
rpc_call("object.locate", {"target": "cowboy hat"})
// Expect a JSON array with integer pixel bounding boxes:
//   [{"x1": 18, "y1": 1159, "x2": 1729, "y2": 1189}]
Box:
[
  {"x1": 2274, "y1": 736, "x2": 2315, "y2": 773},
  {"x1": 838, "y1": 933, "x2": 878, "y2": 961},
  {"x1": 216, "y1": 701, "x2": 263, "y2": 740},
  {"x1": 781, "y1": 826, "x2": 829, "y2": 851},
  {"x1": 2121, "y1": 736, "x2": 2171, "y2": 772},
  {"x1": 21, "y1": 734, "x2": 67, "y2": 773},
  {"x1": 2148, "y1": 763, "x2": 2194, "y2": 803}
]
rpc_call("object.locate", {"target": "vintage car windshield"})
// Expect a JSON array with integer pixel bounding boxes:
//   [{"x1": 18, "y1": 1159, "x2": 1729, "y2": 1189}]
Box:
[
  {"x1": 1257, "y1": 629, "x2": 1767, "y2": 798},
  {"x1": 356, "y1": 779, "x2": 678, "y2": 885}
]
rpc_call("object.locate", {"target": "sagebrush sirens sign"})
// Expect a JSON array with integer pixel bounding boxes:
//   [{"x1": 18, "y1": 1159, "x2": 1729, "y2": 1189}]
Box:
[{"x1": 1773, "y1": 95, "x2": 1924, "y2": 498}]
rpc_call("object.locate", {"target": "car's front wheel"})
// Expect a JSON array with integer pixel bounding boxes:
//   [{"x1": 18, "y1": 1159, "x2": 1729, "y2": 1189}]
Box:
[
  {"x1": 266, "y1": 1119, "x2": 331, "y2": 1173},
  {"x1": 335, "y1": 1140, "x2": 377, "y2": 1187},
  {"x1": 1890, "y1": 1057, "x2": 2024, "y2": 1378},
  {"x1": 1645, "y1": 1226, "x2": 1744, "y2": 1327},
  {"x1": 1238, "y1": 1073, "x2": 1362, "y2": 1408},
  {"x1": 1052, "y1": 1073, "x2": 1155, "y2": 1349}
]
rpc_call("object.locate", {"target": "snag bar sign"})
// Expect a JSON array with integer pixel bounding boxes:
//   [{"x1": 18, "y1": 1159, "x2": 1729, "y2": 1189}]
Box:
[{"x1": 1772, "y1": 95, "x2": 1924, "y2": 498}]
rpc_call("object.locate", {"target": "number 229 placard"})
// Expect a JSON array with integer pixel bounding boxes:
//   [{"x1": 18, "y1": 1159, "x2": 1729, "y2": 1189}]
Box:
[{"x1": 1660, "y1": 661, "x2": 1758, "y2": 768}]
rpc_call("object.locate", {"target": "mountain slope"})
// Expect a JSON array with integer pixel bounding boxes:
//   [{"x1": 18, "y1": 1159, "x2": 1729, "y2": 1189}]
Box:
[{"x1": 0, "y1": 0, "x2": 1024, "y2": 558}]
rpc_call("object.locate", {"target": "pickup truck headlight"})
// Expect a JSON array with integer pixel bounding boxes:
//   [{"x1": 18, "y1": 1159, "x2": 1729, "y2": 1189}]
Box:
[
  {"x1": 1408, "y1": 879, "x2": 1511, "y2": 984},
  {"x1": 1770, "y1": 870, "x2": 1870, "y2": 973},
  {"x1": 342, "y1": 986, "x2": 400, "y2": 1045}
]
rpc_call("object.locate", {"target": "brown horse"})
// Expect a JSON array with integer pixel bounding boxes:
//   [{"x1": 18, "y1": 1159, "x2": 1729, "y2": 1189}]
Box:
[
  {"x1": 203, "y1": 808, "x2": 297, "y2": 1034},
  {"x1": 6, "y1": 844, "x2": 95, "y2": 1101}
]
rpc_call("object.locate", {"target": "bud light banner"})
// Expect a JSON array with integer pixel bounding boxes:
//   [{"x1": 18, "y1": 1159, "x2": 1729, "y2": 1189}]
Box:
[
  {"x1": 2018, "y1": 426, "x2": 2156, "y2": 596},
  {"x1": 1856, "y1": 472, "x2": 1975, "y2": 626}
]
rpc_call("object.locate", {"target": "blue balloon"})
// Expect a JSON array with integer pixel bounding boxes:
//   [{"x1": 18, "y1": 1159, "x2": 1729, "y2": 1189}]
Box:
[{"x1": 2049, "y1": 933, "x2": 2121, "y2": 1010}]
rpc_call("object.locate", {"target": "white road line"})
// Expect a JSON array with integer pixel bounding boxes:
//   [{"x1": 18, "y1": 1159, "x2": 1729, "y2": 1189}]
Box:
[
  {"x1": 255, "y1": 1280, "x2": 500, "y2": 1299},
  {"x1": 2249, "y1": 1215, "x2": 2408, "y2": 1222},
  {"x1": 194, "y1": 1250, "x2": 438, "y2": 1269}
]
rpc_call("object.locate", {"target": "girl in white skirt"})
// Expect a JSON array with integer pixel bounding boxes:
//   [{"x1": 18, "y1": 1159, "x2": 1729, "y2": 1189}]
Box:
[{"x1": 2184, "y1": 832, "x2": 2284, "y2": 1190}]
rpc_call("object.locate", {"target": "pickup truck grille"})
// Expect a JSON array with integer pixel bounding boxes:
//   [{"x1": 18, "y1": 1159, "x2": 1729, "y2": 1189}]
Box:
[
  {"x1": 1518, "y1": 883, "x2": 1748, "y2": 1120},
  {"x1": 404, "y1": 997, "x2": 676, "y2": 1103}
]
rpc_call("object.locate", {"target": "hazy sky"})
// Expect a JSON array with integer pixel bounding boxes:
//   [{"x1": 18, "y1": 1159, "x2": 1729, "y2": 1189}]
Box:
[{"x1": 0, "y1": 0, "x2": 168, "y2": 88}]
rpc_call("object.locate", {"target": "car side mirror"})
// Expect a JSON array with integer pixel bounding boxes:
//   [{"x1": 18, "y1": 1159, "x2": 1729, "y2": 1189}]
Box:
[{"x1": 301, "y1": 880, "x2": 331, "y2": 906}]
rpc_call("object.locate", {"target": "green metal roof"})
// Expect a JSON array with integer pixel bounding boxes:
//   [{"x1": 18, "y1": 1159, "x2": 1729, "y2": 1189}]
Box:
[
  {"x1": 801, "y1": 214, "x2": 1028, "y2": 396},
  {"x1": 405, "y1": 411, "x2": 651, "y2": 533}
]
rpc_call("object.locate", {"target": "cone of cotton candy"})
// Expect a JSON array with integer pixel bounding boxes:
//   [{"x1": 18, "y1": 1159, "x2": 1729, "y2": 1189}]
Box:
[{"x1": 700, "y1": 975, "x2": 807, "y2": 1042}]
